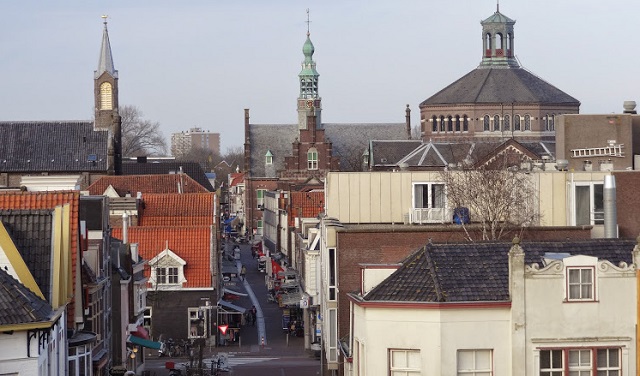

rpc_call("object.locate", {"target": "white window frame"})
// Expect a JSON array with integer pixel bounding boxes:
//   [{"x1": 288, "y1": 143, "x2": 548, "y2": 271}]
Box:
[
  {"x1": 188, "y1": 308, "x2": 207, "y2": 339},
  {"x1": 256, "y1": 219, "x2": 263, "y2": 236},
  {"x1": 411, "y1": 182, "x2": 447, "y2": 224},
  {"x1": 457, "y1": 349, "x2": 493, "y2": 375},
  {"x1": 539, "y1": 348, "x2": 621, "y2": 375},
  {"x1": 307, "y1": 148, "x2": 318, "y2": 170},
  {"x1": 327, "y1": 248, "x2": 337, "y2": 301},
  {"x1": 389, "y1": 349, "x2": 421, "y2": 375},
  {"x1": 572, "y1": 182, "x2": 604, "y2": 226},
  {"x1": 257, "y1": 189, "x2": 266, "y2": 208},
  {"x1": 567, "y1": 266, "x2": 595, "y2": 301}
]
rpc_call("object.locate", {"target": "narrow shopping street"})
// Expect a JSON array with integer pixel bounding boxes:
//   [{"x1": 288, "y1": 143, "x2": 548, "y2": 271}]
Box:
[{"x1": 144, "y1": 238, "x2": 320, "y2": 375}]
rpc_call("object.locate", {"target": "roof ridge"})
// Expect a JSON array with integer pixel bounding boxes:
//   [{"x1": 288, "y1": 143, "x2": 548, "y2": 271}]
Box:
[{"x1": 424, "y1": 244, "x2": 444, "y2": 301}]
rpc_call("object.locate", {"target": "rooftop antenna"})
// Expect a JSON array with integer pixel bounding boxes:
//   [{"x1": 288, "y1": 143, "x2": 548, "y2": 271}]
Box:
[{"x1": 305, "y1": 8, "x2": 311, "y2": 36}]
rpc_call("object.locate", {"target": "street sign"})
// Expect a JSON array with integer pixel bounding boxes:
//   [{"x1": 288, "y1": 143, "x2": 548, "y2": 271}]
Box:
[
  {"x1": 300, "y1": 298, "x2": 309, "y2": 308},
  {"x1": 218, "y1": 324, "x2": 229, "y2": 335}
]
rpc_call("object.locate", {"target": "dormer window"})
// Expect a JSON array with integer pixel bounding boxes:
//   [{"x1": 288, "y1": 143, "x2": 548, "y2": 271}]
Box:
[
  {"x1": 149, "y1": 248, "x2": 186, "y2": 289},
  {"x1": 567, "y1": 267, "x2": 594, "y2": 301},
  {"x1": 265, "y1": 150, "x2": 273, "y2": 165}
]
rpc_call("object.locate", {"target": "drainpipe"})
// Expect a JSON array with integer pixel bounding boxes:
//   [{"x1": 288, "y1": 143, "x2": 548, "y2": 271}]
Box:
[{"x1": 603, "y1": 175, "x2": 617, "y2": 238}]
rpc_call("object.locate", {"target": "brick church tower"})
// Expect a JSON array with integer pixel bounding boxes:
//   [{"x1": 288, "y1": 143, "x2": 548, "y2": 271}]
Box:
[{"x1": 94, "y1": 17, "x2": 122, "y2": 175}]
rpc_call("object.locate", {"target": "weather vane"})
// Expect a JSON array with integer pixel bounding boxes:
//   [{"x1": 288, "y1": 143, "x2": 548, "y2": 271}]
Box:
[
  {"x1": 305, "y1": 9, "x2": 311, "y2": 35},
  {"x1": 101, "y1": 14, "x2": 109, "y2": 25}
]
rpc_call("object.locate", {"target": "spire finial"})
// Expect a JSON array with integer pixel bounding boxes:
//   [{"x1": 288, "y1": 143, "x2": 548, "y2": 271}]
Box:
[
  {"x1": 305, "y1": 8, "x2": 311, "y2": 36},
  {"x1": 101, "y1": 14, "x2": 108, "y2": 27},
  {"x1": 497, "y1": 0, "x2": 500, "y2": 13}
]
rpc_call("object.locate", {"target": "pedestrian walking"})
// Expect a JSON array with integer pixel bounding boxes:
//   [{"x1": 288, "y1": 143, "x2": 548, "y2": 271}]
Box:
[
  {"x1": 240, "y1": 265, "x2": 247, "y2": 281},
  {"x1": 250, "y1": 305, "x2": 257, "y2": 326}
]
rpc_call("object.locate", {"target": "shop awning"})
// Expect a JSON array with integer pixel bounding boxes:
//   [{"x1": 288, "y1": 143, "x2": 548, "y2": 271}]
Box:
[
  {"x1": 218, "y1": 300, "x2": 246, "y2": 314},
  {"x1": 128, "y1": 335, "x2": 162, "y2": 350},
  {"x1": 223, "y1": 288, "x2": 248, "y2": 297},
  {"x1": 130, "y1": 325, "x2": 149, "y2": 339}
]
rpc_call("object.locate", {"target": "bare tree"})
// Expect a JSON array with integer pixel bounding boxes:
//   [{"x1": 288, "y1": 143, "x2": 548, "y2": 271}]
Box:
[
  {"x1": 334, "y1": 141, "x2": 368, "y2": 172},
  {"x1": 439, "y1": 164, "x2": 540, "y2": 241},
  {"x1": 120, "y1": 105, "x2": 168, "y2": 157},
  {"x1": 178, "y1": 145, "x2": 244, "y2": 188}
]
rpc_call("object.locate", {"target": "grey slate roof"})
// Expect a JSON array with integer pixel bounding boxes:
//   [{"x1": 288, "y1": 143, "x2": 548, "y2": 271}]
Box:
[
  {"x1": 0, "y1": 268, "x2": 54, "y2": 326},
  {"x1": 248, "y1": 122, "x2": 408, "y2": 177},
  {"x1": 0, "y1": 121, "x2": 108, "y2": 172},
  {"x1": 371, "y1": 140, "x2": 555, "y2": 168},
  {"x1": 420, "y1": 67, "x2": 580, "y2": 106},
  {"x1": 0, "y1": 210, "x2": 54, "y2": 302},
  {"x1": 363, "y1": 239, "x2": 636, "y2": 303},
  {"x1": 122, "y1": 160, "x2": 214, "y2": 192}
]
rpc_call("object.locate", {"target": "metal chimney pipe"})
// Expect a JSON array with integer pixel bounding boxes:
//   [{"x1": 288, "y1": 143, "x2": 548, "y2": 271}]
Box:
[
  {"x1": 122, "y1": 212, "x2": 129, "y2": 244},
  {"x1": 603, "y1": 175, "x2": 617, "y2": 238}
]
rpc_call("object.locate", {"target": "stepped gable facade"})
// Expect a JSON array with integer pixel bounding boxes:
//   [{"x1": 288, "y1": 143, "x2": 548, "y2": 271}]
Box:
[{"x1": 419, "y1": 6, "x2": 580, "y2": 143}]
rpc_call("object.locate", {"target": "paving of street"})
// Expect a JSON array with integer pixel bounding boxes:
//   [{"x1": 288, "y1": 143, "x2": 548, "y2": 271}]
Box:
[{"x1": 143, "y1": 239, "x2": 322, "y2": 375}]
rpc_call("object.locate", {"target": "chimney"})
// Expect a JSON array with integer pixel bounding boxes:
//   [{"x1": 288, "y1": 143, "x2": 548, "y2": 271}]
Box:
[
  {"x1": 122, "y1": 212, "x2": 129, "y2": 244},
  {"x1": 603, "y1": 175, "x2": 618, "y2": 238},
  {"x1": 405, "y1": 104, "x2": 411, "y2": 140}
]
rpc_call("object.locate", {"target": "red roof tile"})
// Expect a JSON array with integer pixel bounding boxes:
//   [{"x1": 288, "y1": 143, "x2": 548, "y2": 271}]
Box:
[
  {"x1": 87, "y1": 174, "x2": 209, "y2": 196},
  {"x1": 112, "y1": 226, "x2": 213, "y2": 288},
  {"x1": 288, "y1": 191, "x2": 324, "y2": 227},
  {"x1": 229, "y1": 173, "x2": 244, "y2": 188},
  {"x1": 138, "y1": 193, "x2": 216, "y2": 227}
]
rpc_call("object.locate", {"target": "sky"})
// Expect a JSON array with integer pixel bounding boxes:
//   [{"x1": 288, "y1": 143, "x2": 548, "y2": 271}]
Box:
[{"x1": 1, "y1": 1, "x2": 638, "y2": 153}]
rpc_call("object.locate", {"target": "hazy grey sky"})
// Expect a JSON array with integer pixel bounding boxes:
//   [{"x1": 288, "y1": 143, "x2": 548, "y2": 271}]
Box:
[{"x1": 1, "y1": 1, "x2": 638, "y2": 152}]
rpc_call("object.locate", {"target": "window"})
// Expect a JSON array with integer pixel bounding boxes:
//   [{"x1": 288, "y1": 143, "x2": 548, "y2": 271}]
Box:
[
  {"x1": 457, "y1": 349, "x2": 492, "y2": 376},
  {"x1": 257, "y1": 189, "x2": 266, "y2": 208},
  {"x1": 156, "y1": 267, "x2": 179, "y2": 285},
  {"x1": 504, "y1": 114, "x2": 510, "y2": 131},
  {"x1": 144, "y1": 307, "x2": 152, "y2": 335},
  {"x1": 568, "y1": 267, "x2": 594, "y2": 301},
  {"x1": 455, "y1": 115, "x2": 461, "y2": 132},
  {"x1": 68, "y1": 344, "x2": 92, "y2": 376},
  {"x1": 440, "y1": 116, "x2": 446, "y2": 132},
  {"x1": 483, "y1": 115, "x2": 490, "y2": 131},
  {"x1": 432, "y1": 116, "x2": 438, "y2": 132},
  {"x1": 540, "y1": 348, "x2": 620, "y2": 376},
  {"x1": 463, "y1": 115, "x2": 469, "y2": 132},
  {"x1": 256, "y1": 219, "x2": 263, "y2": 236},
  {"x1": 524, "y1": 115, "x2": 531, "y2": 131},
  {"x1": 328, "y1": 248, "x2": 337, "y2": 301},
  {"x1": 514, "y1": 114, "x2": 521, "y2": 131},
  {"x1": 447, "y1": 116, "x2": 453, "y2": 132},
  {"x1": 188, "y1": 308, "x2": 206, "y2": 338},
  {"x1": 413, "y1": 183, "x2": 446, "y2": 223},
  {"x1": 574, "y1": 183, "x2": 604, "y2": 225},
  {"x1": 390, "y1": 349, "x2": 421, "y2": 376},
  {"x1": 265, "y1": 151, "x2": 273, "y2": 165},
  {"x1": 99, "y1": 82, "x2": 113, "y2": 110},
  {"x1": 307, "y1": 148, "x2": 318, "y2": 170},
  {"x1": 493, "y1": 115, "x2": 500, "y2": 131}
]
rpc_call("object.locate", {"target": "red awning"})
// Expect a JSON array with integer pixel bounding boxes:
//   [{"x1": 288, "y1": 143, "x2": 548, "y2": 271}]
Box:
[
  {"x1": 130, "y1": 325, "x2": 149, "y2": 340},
  {"x1": 272, "y1": 261, "x2": 285, "y2": 277}
]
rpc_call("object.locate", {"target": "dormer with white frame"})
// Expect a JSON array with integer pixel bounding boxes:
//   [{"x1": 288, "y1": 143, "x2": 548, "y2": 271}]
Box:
[{"x1": 148, "y1": 247, "x2": 187, "y2": 290}]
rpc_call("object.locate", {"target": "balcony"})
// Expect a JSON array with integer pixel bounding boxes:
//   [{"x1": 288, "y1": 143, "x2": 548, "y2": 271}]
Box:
[{"x1": 410, "y1": 208, "x2": 450, "y2": 224}]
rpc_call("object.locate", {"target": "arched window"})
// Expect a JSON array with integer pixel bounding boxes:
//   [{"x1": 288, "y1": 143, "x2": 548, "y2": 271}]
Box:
[
  {"x1": 99, "y1": 82, "x2": 113, "y2": 110},
  {"x1": 432, "y1": 116, "x2": 438, "y2": 132},
  {"x1": 463, "y1": 116, "x2": 469, "y2": 132},
  {"x1": 265, "y1": 150, "x2": 273, "y2": 165},
  {"x1": 514, "y1": 115, "x2": 521, "y2": 131},
  {"x1": 544, "y1": 114, "x2": 551, "y2": 131},
  {"x1": 485, "y1": 33, "x2": 492, "y2": 50},
  {"x1": 447, "y1": 116, "x2": 453, "y2": 132},
  {"x1": 504, "y1": 114, "x2": 510, "y2": 131},
  {"x1": 550, "y1": 114, "x2": 555, "y2": 131},
  {"x1": 455, "y1": 115, "x2": 461, "y2": 132},
  {"x1": 496, "y1": 33, "x2": 503, "y2": 50},
  {"x1": 493, "y1": 115, "x2": 500, "y2": 131},
  {"x1": 483, "y1": 115, "x2": 490, "y2": 131},
  {"x1": 440, "y1": 116, "x2": 445, "y2": 132},
  {"x1": 307, "y1": 148, "x2": 318, "y2": 170},
  {"x1": 524, "y1": 115, "x2": 531, "y2": 131}
]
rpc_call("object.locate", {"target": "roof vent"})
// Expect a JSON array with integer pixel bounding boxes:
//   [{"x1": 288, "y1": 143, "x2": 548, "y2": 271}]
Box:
[{"x1": 623, "y1": 101, "x2": 637, "y2": 114}]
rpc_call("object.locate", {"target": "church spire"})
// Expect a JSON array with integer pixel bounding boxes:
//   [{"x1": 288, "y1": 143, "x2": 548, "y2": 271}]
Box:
[
  {"x1": 95, "y1": 15, "x2": 117, "y2": 79},
  {"x1": 297, "y1": 9, "x2": 321, "y2": 130}
]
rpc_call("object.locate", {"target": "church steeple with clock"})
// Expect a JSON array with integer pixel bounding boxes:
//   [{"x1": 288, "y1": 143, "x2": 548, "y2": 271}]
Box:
[
  {"x1": 94, "y1": 16, "x2": 122, "y2": 174},
  {"x1": 297, "y1": 10, "x2": 321, "y2": 130}
]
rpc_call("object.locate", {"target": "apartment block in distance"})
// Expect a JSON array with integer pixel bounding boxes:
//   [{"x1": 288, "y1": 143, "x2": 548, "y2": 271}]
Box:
[{"x1": 171, "y1": 127, "x2": 221, "y2": 157}]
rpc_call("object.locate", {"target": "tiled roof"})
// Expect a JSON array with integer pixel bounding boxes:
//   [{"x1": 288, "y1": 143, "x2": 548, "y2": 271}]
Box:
[
  {"x1": 138, "y1": 193, "x2": 215, "y2": 227},
  {"x1": 364, "y1": 239, "x2": 636, "y2": 303},
  {"x1": 0, "y1": 121, "x2": 108, "y2": 172},
  {"x1": 288, "y1": 191, "x2": 324, "y2": 227},
  {"x1": 0, "y1": 268, "x2": 54, "y2": 326},
  {"x1": 420, "y1": 67, "x2": 580, "y2": 106},
  {"x1": 229, "y1": 173, "x2": 244, "y2": 188},
  {"x1": 122, "y1": 161, "x2": 214, "y2": 192},
  {"x1": 248, "y1": 123, "x2": 408, "y2": 177},
  {"x1": 0, "y1": 210, "x2": 54, "y2": 301},
  {"x1": 87, "y1": 174, "x2": 209, "y2": 196},
  {"x1": 111, "y1": 226, "x2": 213, "y2": 288},
  {"x1": 0, "y1": 191, "x2": 80, "y2": 314}
]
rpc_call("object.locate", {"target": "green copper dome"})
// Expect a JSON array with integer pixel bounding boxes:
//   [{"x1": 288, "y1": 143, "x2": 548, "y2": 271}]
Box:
[{"x1": 302, "y1": 34, "x2": 315, "y2": 61}]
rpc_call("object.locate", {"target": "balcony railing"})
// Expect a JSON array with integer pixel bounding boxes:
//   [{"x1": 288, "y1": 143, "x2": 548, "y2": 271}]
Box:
[{"x1": 410, "y1": 208, "x2": 450, "y2": 224}]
